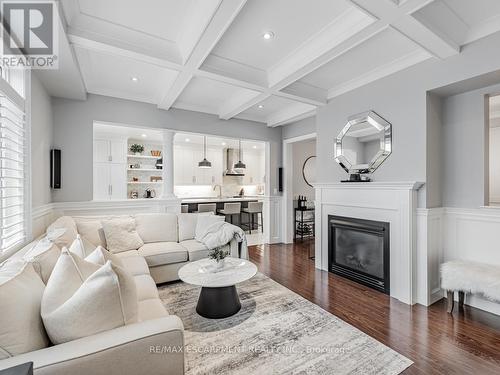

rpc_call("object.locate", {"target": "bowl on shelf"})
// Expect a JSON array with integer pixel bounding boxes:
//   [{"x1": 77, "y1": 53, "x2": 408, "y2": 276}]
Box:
[{"x1": 151, "y1": 150, "x2": 161, "y2": 157}]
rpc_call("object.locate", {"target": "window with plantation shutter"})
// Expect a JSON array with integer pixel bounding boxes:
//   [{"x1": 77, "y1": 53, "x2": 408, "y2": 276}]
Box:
[{"x1": 0, "y1": 90, "x2": 27, "y2": 252}]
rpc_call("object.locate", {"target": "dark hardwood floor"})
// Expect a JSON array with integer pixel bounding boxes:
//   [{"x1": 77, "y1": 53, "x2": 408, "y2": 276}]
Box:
[{"x1": 248, "y1": 240, "x2": 500, "y2": 375}]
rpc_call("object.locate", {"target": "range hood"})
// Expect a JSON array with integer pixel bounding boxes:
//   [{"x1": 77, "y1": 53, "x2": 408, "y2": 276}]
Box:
[{"x1": 224, "y1": 148, "x2": 245, "y2": 176}]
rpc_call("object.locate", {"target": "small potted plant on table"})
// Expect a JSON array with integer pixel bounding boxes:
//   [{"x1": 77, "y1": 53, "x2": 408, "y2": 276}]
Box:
[{"x1": 208, "y1": 247, "x2": 229, "y2": 271}]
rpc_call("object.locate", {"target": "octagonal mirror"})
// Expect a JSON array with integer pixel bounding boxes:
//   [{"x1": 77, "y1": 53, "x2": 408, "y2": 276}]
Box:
[{"x1": 334, "y1": 111, "x2": 392, "y2": 175}]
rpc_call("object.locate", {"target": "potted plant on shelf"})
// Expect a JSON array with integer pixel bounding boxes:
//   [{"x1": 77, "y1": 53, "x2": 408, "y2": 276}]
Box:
[
  {"x1": 208, "y1": 247, "x2": 229, "y2": 271},
  {"x1": 130, "y1": 144, "x2": 144, "y2": 156}
]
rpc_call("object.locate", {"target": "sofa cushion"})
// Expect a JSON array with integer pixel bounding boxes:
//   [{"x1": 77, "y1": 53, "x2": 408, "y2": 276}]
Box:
[
  {"x1": 115, "y1": 249, "x2": 140, "y2": 258},
  {"x1": 0, "y1": 260, "x2": 50, "y2": 359},
  {"x1": 177, "y1": 212, "x2": 213, "y2": 242},
  {"x1": 119, "y1": 256, "x2": 150, "y2": 276},
  {"x1": 46, "y1": 216, "x2": 78, "y2": 249},
  {"x1": 180, "y1": 240, "x2": 209, "y2": 261},
  {"x1": 138, "y1": 298, "x2": 168, "y2": 321},
  {"x1": 85, "y1": 246, "x2": 124, "y2": 267},
  {"x1": 134, "y1": 275, "x2": 159, "y2": 301},
  {"x1": 101, "y1": 217, "x2": 144, "y2": 253},
  {"x1": 41, "y1": 249, "x2": 138, "y2": 344},
  {"x1": 74, "y1": 217, "x2": 108, "y2": 248},
  {"x1": 138, "y1": 242, "x2": 188, "y2": 266},
  {"x1": 135, "y1": 213, "x2": 178, "y2": 243},
  {"x1": 24, "y1": 235, "x2": 62, "y2": 284}
]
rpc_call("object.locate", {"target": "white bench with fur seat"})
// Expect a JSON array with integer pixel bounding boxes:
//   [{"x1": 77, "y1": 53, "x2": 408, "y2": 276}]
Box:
[{"x1": 441, "y1": 260, "x2": 500, "y2": 313}]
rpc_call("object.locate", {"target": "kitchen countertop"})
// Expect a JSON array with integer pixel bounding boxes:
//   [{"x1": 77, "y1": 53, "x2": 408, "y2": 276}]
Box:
[{"x1": 180, "y1": 196, "x2": 264, "y2": 203}]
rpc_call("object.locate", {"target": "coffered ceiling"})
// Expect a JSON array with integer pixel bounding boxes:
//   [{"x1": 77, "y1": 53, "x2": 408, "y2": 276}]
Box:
[{"x1": 41, "y1": 0, "x2": 500, "y2": 127}]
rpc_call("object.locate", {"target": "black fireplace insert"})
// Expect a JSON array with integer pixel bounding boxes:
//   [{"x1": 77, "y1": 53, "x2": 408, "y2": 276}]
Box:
[{"x1": 328, "y1": 215, "x2": 390, "y2": 294}]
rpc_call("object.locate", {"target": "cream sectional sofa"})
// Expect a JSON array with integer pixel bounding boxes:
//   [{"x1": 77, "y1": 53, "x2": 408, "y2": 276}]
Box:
[{"x1": 0, "y1": 212, "x2": 242, "y2": 375}]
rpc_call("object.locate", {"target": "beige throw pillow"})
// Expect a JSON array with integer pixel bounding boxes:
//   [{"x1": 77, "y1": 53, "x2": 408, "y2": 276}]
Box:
[
  {"x1": 101, "y1": 217, "x2": 144, "y2": 253},
  {"x1": 41, "y1": 249, "x2": 138, "y2": 344},
  {"x1": 0, "y1": 259, "x2": 50, "y2": 359},
  {"x1": 85, "y1": 246, "x2": 124, "y2": 267},
  {"x1": 24, "y1": 233, "x2": 63, "y2": 284}
]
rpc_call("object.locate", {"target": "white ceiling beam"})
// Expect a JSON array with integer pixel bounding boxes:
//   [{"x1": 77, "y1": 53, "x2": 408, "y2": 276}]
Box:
[
  {"x1": 158, "y1": 0, "x2": 247, "y2": 110},
  {"x1": 267, "y1": 104, "x2": 316, "y2": 127},
  {"x1": 219, "y1": 92, "x2": 270, "y2": 120},
  {"x1": 349, "y1": 0, "x2": 459, "y2": 59}
]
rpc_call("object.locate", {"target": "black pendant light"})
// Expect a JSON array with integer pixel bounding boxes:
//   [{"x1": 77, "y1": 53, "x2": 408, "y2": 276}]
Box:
[
  {"x1": 234, "y1": 139, "x2": 246, "y2": 169},
  {"x1": 198, "y1": 136, "x2": 212, "y2": 168}
]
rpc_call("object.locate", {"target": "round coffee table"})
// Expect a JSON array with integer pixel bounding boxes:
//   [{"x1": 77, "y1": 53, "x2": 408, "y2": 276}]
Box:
[{"x1": 178, "y1": 257, "x2": 257, "y2": 319}]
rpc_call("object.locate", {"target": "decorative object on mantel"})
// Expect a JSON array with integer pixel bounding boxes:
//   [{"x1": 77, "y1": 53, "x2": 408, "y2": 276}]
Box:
[
  {"x1": 334, "y1": 110, "x2": 392, "y2": 183},
  {"x1": 198, "y1": 136, "x2": 212, "y2": 169},
  {"x1": 155, "y1": 158, "x2": 162, "y2": 170},
  {"x1": 150, "y1": 176, "x2": 162, "y2": 182},
  {"x1": 150, "y1": 150, "x2": 161, "y2": 157},
  {"x1": 132, "y1": 177, "x2": 139, "y2": 182},
  {"x1": 129, "y1": 143, "x2": 144, "y2": 156},
  {"x1": 207, "y1": 246, "x2": 229, "y2": 271},
  {"x1": 302, "y1": 155, "x2": 316, "y2": 187},
  {"x1": 143, "y1": 188, "x2": 156, "y2": 199},
  {"x1": 130, "y1": 190, "x2": 139, "y2": 199}
]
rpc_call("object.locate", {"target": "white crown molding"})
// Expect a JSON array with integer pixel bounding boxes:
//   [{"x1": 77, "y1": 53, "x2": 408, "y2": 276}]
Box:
[
  {"x1": 267, "y1": 104, "x2": 315, "y2": 127},
  {"x1": 327, "y1": 48, "x2": 431, "y2": 100}
]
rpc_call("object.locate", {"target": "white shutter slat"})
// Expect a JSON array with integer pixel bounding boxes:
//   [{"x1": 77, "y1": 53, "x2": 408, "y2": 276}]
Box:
[{"x1": 0, "y1": 91, "x2": 26, "y2": 253}]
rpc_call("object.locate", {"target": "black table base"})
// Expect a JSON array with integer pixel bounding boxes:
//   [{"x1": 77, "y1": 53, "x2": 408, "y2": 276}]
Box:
[{"x1": 196, "y1": 285, "x2": 241, "y2": 319}]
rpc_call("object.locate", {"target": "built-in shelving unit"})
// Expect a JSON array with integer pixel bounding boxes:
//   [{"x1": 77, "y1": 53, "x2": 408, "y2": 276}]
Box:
[{"x1": 127, "y1": 139, "x2": 163, "y2": 199}]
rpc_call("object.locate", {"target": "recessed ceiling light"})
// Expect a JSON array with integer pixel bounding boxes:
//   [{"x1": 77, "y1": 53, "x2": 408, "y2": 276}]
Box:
[
  {"x1": 263, "y1": 31, "x2": 275, "y2": 40},
  {"x1": 185, "y1": 138, "x2": 190, "y2": 142},
  {"x1": 258, "y1": 104, "x2": 264, "y2": 109},
  {"x1": 141, "y1": 134, "x2": 147, "y2": 138},
  {"x1": 221, "y1": 142, "x2": 227, "y2": 146},
  {"x1": 131, "y1": 76, "x2": 139, "y2": 82},
  {"x1": 253, "y1": 145, "x2": 257, "y2": 149}
]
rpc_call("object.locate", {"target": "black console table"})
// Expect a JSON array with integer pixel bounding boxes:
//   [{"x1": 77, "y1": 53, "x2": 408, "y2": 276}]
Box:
[{"x1": 294, "y1": 207, "x2": 315, "y2": 241}]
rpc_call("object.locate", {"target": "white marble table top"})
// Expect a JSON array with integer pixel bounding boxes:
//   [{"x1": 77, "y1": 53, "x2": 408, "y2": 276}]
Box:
[{"x1": 178, "y1": 257, "x2": 257, "y2": 288}]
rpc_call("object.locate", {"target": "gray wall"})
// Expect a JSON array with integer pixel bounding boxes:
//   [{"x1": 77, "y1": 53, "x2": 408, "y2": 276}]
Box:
[
  {"x1": 316, "y1": 31, "x2": 500, "y2": 208},
  {"x1": 292, "y1": 139, "x2": 316, "y2": 201},
  {"x1": 282, "y1": 116, "x2": 315, "y2": 139},
  {"x1": 31, "y1": 74, "x2": 53, "y2": 208},
  {"x1": 52, "y1": 94, "x2": 282, "y2": 202},
  {"x1": 426, "y1": 93, "x2": 443, "y2": 208},
  {"x1": 440, "y1": 83, "x2": 500, "y2": 208}
]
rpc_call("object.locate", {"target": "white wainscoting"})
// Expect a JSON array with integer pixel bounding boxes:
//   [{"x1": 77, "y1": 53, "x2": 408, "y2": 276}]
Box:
[
  {"x1": 314, "y1": 182, "x2": 423, "y2": 305},
  {"x1": 443, "y1": 207, "x2": 500, "y2": 315},
  {"x1": 263, "y1": 195, "x2": 283, "y2": 244},
  {"x1": 32, "y1": 204, "x2": 56, "y2": 239}
]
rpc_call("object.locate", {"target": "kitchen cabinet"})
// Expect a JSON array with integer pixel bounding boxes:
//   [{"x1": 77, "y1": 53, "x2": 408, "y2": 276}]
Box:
[
  {"x1": 174, "y1": 145, "x2": 223, "y2": 185},
  {"x1": 241, "y1": 151, "x2": 265, "y2": 185},
  {"x1": 93, "y1": 163, "x2": 127, "y2": 200},
  {"x1": 93, "y1": 138, "x2": 127, "y2": 200}
]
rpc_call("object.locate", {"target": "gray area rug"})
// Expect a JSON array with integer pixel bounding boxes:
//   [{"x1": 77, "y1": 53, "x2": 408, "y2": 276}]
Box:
[{"x1": 158, "y1": 273, "x2": 412, "y2": 375}]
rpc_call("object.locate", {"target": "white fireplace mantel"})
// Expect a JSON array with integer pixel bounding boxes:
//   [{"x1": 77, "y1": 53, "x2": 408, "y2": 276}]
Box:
[{"x1": 314, "y1": 181, "x2": 424, "y2": 305}]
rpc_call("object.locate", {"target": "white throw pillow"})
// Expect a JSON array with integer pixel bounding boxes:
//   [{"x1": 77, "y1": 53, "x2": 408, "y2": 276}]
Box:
[
  {"x1": 101, "y1": 217, "x2": 144, "y2": 253},
  {"x1": 177, "y1": 212, "x2": 214, "y2": 242},
  {"x1": 0, "y1": 259, "x2": 50, "y2": 359},
  {"x1": 85, "y1": 246, "x2": 124, "y2": 267},
  {"x1": 74, "y1": 217, "x2": 108, "y2": 248},
  {"x1": 69, "y1": 234, "x2": 96, "y2": 258},
  {"x1": 46, "y1": 216, "x2": 78, "y2": 249},
  {"x1": 24, "y1": 234, "x2": 63, "y2": 284},
  {"x1": 195, "y1": 214, "x2": 225, "y2": 240},
  {"x1": 41, "y1": 249, "x2": 138, "y2": 344}
]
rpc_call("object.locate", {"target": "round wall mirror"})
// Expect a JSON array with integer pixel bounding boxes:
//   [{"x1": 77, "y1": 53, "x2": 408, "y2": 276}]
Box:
[{"x1": 302, "y1": 156, "x2": 316, "y2": 187}]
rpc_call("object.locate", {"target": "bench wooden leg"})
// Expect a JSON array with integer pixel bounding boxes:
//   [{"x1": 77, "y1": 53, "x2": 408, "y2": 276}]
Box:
[
  {"x1": 458, "y1": 291, "x2": 465, "y2": 308},
  {"x1": 447, "y1": 291, "x2": 454, "y2": 313}
]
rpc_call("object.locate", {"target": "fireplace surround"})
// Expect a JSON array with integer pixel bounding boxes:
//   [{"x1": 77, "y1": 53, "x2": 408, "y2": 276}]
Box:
[{"x1": 328, "y1": 215, "x2": 390, "y2": 294}]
